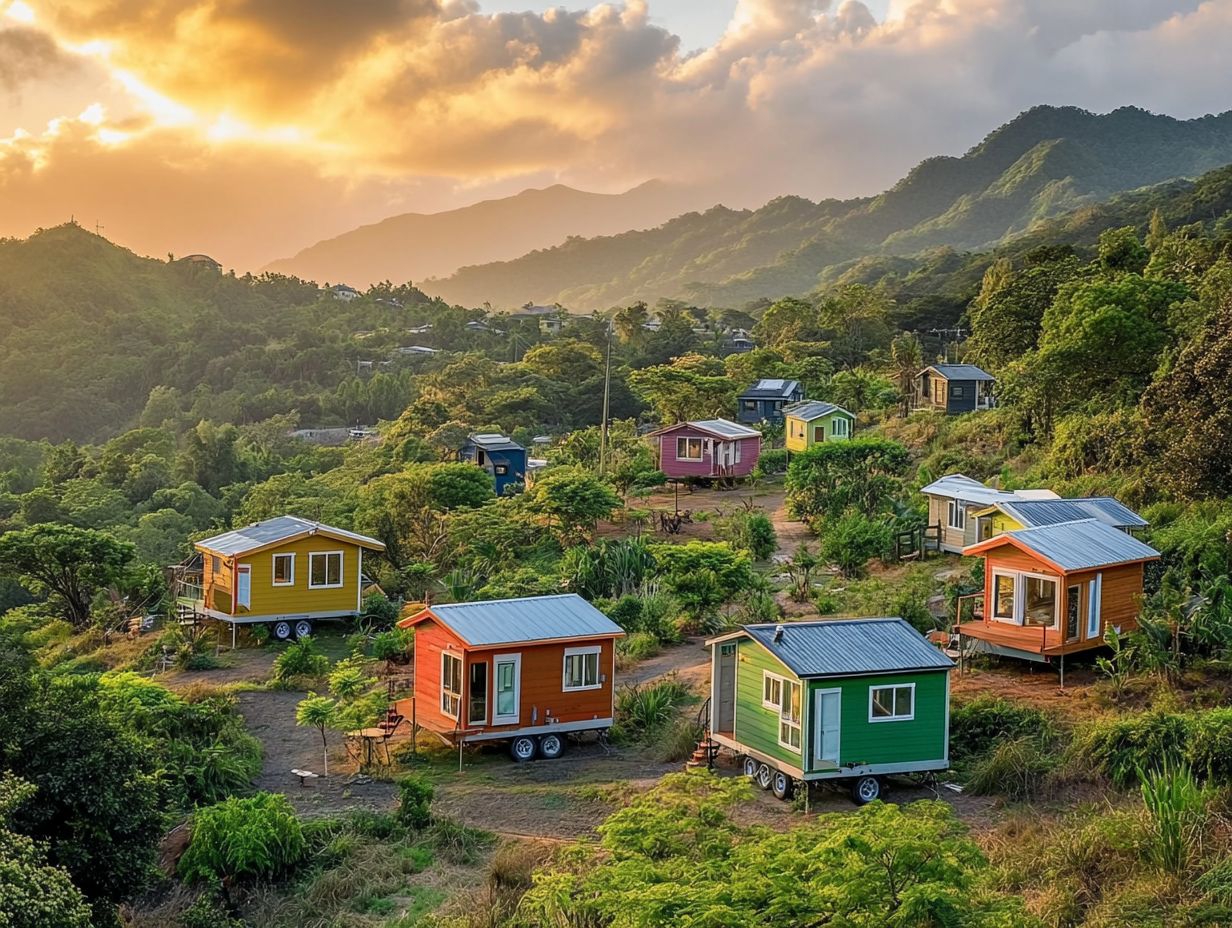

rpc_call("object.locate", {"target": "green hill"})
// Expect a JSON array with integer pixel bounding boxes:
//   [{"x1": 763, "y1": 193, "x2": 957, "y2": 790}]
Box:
[{"x1": 426, "y1": 106, "x2": 1232, "y2": 310}]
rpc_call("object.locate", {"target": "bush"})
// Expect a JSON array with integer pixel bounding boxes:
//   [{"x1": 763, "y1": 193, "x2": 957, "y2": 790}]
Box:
[
  {"x1": 430, "y1": 817, "x2": 493, "y2": 865},
  {"x1": 273, "y1": 636, "x2": 330, "y2": 683},
  {"x1": 181, "y1": 890, "x2": 245, "y2": 928},
  {"x1": 1187, "y1": 708, "x2": 1232, "y2": 785},
  {"x1": 396, "y1": 775, "x2": 434, "y2": 831},
  {"x1": 617, "y1": 631, "x2": 660, "y2": 664},
  {"x1": 716, "y1": 510, "x2": 778, "y2": 561},
  {"x1": 950, "y1": 696, "x2": 1057, "y2": 766},
  {"x1": 1079, "y1": 711, "x2": 1192, "y2": 787},
  {"x1": 614, "y1": 678, "x2": 691, "y2": 742},
  {"x1": 179, "y1": 793, "x2": 306, "y2": 883},
  {"x1": 967, "y1": 738, "x2": 1058, "y2": 801},
  {"x1": 369, "y1": 626, "x2": 413, "y2": 663},
  {"x1": 818, "y1": 511, "x2": 892, "y2": 578},
  {"x1": 361, "y1": 592, "x2": 399, "y2": 628},
  {"x1": 758, "y1": 448, "x2": 788, "y2": 475}
]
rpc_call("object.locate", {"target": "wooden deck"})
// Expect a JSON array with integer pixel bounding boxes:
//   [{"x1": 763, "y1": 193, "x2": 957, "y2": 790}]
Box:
[{"x1": 955, "y1": 621, "x2": 1101, "y2": 659}]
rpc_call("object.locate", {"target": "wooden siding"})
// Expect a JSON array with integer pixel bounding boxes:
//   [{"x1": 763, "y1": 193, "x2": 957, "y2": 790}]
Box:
[
  {"x1": 203, "y1": 553, "x2": 233, "y2": 614},
  {"x1": 655, "y1": 425, "x2": 761, "y2": 479},
  {"x1": 809, "y1": 671, "x2": 948, "y2": 769},
  {"x1": 412, "y1": 620, "x2": 468, "y2": 735},
  {"x1": 732, "y1": 637, "x2": 803, "y2": 768},
  {"x1": 927, "y1": 495, "x2": 974, "y2": 553},
  {"x1": 232, "y1": 536, "x2": 365, "y2": 617},
  {"x1": 784, "y1": 411, "x2": 855, "y2": 452}
]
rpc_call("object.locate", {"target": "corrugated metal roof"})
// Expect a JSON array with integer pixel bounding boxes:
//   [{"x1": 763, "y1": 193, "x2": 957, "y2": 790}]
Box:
[
  {"x1": 467, "y1": 433, "x2": 524, "y2": 452},
  {"x1": 421, "y1": 593, "x2": 623, "y2": 647},
  {"x1": 921, "y1": 474, "x2": 1019, "y2": 506},
  {"x1": 196, "y1": 515, "x2": 385, "y2": 556},
  {"x1": 740, "y1": 378, "x2": 800, "y2": 399},
  {"x1": 784, "y1": 400, "x2": 852, "y2": 421},
  {"x1": 992, "y1": 519, "x2": 1160, "y2": 571},
  {"x1": 690, "y1": 418, "x2": 761, "y2": 438},
  {"x1": 929, "y1": 363, "x2": 995, "y2": 382},
  {"x1": 738, "y1": 618, "x2": 953, "y2": 678},
  {"x1": 997, "y1": 497, "x2": 1147, "y2": 530}
]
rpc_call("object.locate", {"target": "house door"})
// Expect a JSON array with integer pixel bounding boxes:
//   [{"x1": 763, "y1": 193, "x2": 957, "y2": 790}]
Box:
[
  {"x1": 468, "y1": 661, "x2": 488, "y2": 726},
  {"x1": 1086, "y1": 574, "x2": 1103, "y2": 639},
  {"x1": 1066, "y1": 585, "x2": 1080, "y2": 640},
  {"x1": 492, "y1": 654, "x2": 521, "y2": 725},
  {"x1": 812, "y1": 689, "x2": 841, "y2": 770},
  {"x1": 814, "y1": 425, "x2": 824, "y2": 443},
  {"x1": 236, "y1": 566, "x2": 251, "y2": 610},
  {"x1": 715, "y1": 441, "x2": 733, "y2": 471},
  {"x1": 714, "y1": 643, "x2": 736, "y2": 733}
]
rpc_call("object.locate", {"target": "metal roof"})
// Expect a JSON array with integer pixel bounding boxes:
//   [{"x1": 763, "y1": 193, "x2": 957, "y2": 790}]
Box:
[
  {"x1": 784, "y1": 400, "x2": 852, "y2": 421},
  {"x1": 920, "y1": 474, "x2": 1020, "y2": 506},
  {"x1": 927, "y1": 363, "x2": 995, "y2": 382},
  {"x1": 994, "y1": 497, "x2": 1148, "y2": 530},
  {"x1": 196, "y1": 515, "x2": 385, "y2": 556},
  {"x1": 466, "y1": 433, "x2": 524, "y2": 452},
  {"x1": 740, "y1": 378, "x2": 801, "y2": 399},
  {"x1": 417, "y1": 594, "x2": 623, "y2": 647},
  {"x1": 736, "y1": 618, "x2": 953, "y2": 678},
  {"x1": 983, "y1": 519, "x2": 1160, "y2": 571},
  {"x1": 689, "y1": 418, "x2": 761, "y2": 439}
]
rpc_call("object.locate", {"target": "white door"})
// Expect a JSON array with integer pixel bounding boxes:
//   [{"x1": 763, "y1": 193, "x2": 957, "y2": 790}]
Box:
[
  {"x1": 812, "y1": 689, "x2": 841, "y2": 769},
  {"x1": 236, "y1": 566, "x2": 251, "y2": 609},
  {"x1": 492, "y1": 654, "x2": 521, "y2": 725}
]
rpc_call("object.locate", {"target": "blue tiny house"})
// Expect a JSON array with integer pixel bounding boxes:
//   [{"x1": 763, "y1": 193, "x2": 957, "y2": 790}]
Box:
[
  {"x1": 912, "y1": 364, "x2": 995, "y2": 414},
  {"x1": 736, "y1": 379, "x2": 804, "y2": 424},
  {"x1": 458, "y1": 433, "x2": 527, "y2": 495}
]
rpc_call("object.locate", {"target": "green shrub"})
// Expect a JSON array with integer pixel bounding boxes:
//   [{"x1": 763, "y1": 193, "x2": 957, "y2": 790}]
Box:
[
  {"x1": 716, "y1": 510, "x2": 778, "y2": 561},
  {"x1": 179, "y1": 793, "x2": 306, "y2": 883},
  {"x1": 1140, "y1": 762, "x2": 1206, "y2": 874},
  {"x1": 1187, "y1": 708, "x2": 1232, "y2": 785},
  {"x1": 653, "y1": 716, "x2": 704, "y2": 763},
  {"x1": 758, "y1": 448, "x2": 788, "y2": 475},
  {"x1": 181, "y1": 890, "x2": 245, "y2": 928},
  {"x1": 369, "y1": 626, "x2": 413, "y2": 663},
  {"x1": 967, "y1": 738, "x2": 1057, "y2": 801},
  {"x1": 1079, "y1": 711, "x2": 1192, "y2": 787},
  {"x1": 818, "y1": 511, "x2": 892, "y2": 577},
  {"x1": 361, "y1": 592, "x2": 399, "y2": 628},
  {"x1": 617, "y1": 631, "x2": 660, "y2": 663},
  {"x1": 614, "y1": 678, "x2": 690, "y2": 742},
  {"x1": 396, "y1": 775, "x2": 434, "y2": 831},
  {"x1": 273, "y1": 636, "x2": 329, "y2": 683},
  {"x1": 950, "y1": 696, "x2": 1056, "y2": 766},
  {"x1": 430, "y1": 817, "x2": 493, "y2": 865},
  {"x1": 604, "y1": 595, "x2": 645, "y2": 632}
]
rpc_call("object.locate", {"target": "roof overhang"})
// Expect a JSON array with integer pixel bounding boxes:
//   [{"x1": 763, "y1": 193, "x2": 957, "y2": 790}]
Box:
[
  {"x1": 196, "y1": 528, "x2": 386, "y2": 559},
  {"x1": 398, "y1": 606, "x2": 624, "y2": 647},
  {"x1": 962, "y1": 533, "x2": 1158, "y2": 575}
]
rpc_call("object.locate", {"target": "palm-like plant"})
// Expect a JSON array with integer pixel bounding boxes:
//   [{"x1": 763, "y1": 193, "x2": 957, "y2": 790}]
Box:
[
  {"x1": 889, "y1": 332, "x2": 923, "y2": 417},
  {"x1": 295, "y1": 694, "x2": 337, "y2": 777}
]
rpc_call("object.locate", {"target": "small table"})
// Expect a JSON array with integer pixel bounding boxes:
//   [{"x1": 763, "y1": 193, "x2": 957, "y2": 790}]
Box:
[{"x1": 348, "y1": 727, "x2": 387, "y2": 766}]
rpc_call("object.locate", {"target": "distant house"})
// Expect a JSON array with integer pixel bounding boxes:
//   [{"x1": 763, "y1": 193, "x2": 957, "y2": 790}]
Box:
[
  {"x1": 649, "y1": 418, "x2": 761, "y2": 481},
  {"x1": 912, "y1": 364, "x2": 995, "y2": 414},
  {"x1": 736, "y1": 379, "x2": 804, "y2": 424},
  {"x1": 458, "y1": 433, "x2": 528, "y2": 495},
  {"x1": 175, "y1": 253, "x2": 222, "y2": 272},
  {"x1": 920, "y1": 474, "x2": 1059, "y2": 554},
  {"x1": 510, "y1": 303, "x2": 566, "y2": 334},
  {"x1": 290, "y1": 427, "x2": 355, "y2": 446},
  {"x1": 395, "y1": 345, "x2": 439, "y2": 356},
  {"x1": 958, "y1": 519, "x2": 1160, "y2": 666},
  {"x1": 724, "y1": 329, "x2": 755, "y2": 354},
  {"x1": 330, "y1": 284, "x2": 361, "y2": 301},
  {"x1": 784, "y1": 401, "x2": 855, "y2": 451},
  {"x1": 407, "y1": 323, "x2": 433, "y2": 335},
  {"x1": 971, "y1": 497, "x2": 1148, "y2": 540}
]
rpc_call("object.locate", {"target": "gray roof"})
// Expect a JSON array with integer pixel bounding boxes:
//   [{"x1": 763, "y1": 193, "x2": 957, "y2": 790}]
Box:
[
  {"x1": 994, "y1": 497, "x2": 1147, "y2": 530},
  {"x1": 784, "y1": 400, "x2": 852, "y2": 421},
  {"x1": 984, "y1": 519, "x2": 1160, "y2": 571},
  {"x1": 927, "y1": 363, "x2": 995, "y2": 382},
  {"x1": 196, "y1": 515, "x2": 384, "y2": 556},
  {"x1": 466, "y1": 433, "x2": 524, "y2": 452},
  {"x1": 920, "y1": 474, "x2": 1021, "y2": 506},
  {"x1": 689, "y1": 418, "x2": 761, "y2": 439},
  {"x1": 419, "y1": 594, "x2": 623, "y2": 646},
  {"x1": 735, "y1": 618, "x2": 953, "y2": 678},
  {"x1": 740, "y1": 378, "x2": 801, "y2": 399}
]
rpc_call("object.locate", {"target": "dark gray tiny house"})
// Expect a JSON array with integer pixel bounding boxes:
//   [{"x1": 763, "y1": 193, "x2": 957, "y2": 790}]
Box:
[
  {"x1": 736, "y1": 379, "x2": 804, "y2": 424},
  {"x1": 913, "y1": 364, "x2": 994, "y2": 415}
]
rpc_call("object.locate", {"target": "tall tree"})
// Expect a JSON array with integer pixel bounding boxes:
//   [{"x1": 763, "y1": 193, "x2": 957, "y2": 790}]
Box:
[{"x1": 0, "y1": 525, "x2": 134, "y2": 627}]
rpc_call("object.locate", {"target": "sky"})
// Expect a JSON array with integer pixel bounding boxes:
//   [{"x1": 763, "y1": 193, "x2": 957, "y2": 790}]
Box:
[{"x1": 1, "y1": 0, "x2": 1229, "y2": 271}]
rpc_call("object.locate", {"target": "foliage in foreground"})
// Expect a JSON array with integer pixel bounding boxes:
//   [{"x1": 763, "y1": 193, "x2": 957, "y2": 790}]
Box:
[{"x1": 179, "y1": 792, "x2": 307, "y2": 884}]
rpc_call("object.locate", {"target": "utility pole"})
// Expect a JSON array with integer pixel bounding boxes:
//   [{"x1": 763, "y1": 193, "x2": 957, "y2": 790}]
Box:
[
  {"x1": 929, "y1": 327, "x2": 967, "y2": 363},
  {"x1": 599, "y1": 317, "x2": 613, "y2": 476},
  {"x1": 94, "y1": 220, "x2": 104, "y2": 236}
]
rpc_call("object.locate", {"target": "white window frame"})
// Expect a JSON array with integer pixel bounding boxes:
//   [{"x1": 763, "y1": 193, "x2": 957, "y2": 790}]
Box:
[
  {"x1": 1086, "y1": 573, "x2": 1103, "y2": 639},
  {"x1": 308, "y1": 550, "x2": 345, "y2": 589},
  {"x1": 778, "y1": 678, "x2": 802, "y2": 752},
  {"x1": 762, "y1": 671, "x2": 783, "y2": 710},
  {"x1": 440, "y1": 651, "x2": 462, "y2": 719},
  {"x1": 271, "y1": 552, "x2": 295, "y2": 586},
  {"x1": 990, "y1": 568, "x2": 1061, "y2": 629},
  {"x1": 562, "y1": 645, "x2": 602, "y2": 692},
  {"x1": 676, "y1": 436, "x2": 703, "y2": 461},
  {"x1": 869, "y1": 683, "x2": 915, "y2": 722},
  {"x1": 947, "y1": 499, "x2": 966, "y2": 531},
  {"x1": 990, "y1": 570, "x2": 1018, "y2": 623},
  {"x1": 831, "y1": 417, "x2": 850, "y2": 438}
]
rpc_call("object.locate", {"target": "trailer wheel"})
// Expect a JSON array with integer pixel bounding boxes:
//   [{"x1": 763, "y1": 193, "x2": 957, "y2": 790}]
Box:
[
  {"x1": 771, "y1": 771, "x2": 794, "y2": 801},
  {"x1": 742, "y1": 757, "x2": 759, "y2": 780},
  {"x1": 851, "y1": 775, "x2": 882, "y2": 805},
  {"x1": 756, "y1": 762, "x2": 774, "y2": 791},
  {"x1": 272, "y1": 621, "x2": 293, "y2": 641},
  {"x1": 293, "y1": 620, "x2": 313, "y2": 639},
  {"x1": 510, "y1": 736, "x2": 538, "y2": 762},
  {"x1": 538, "y1": 734, "x2": 565, "y2": 759}
]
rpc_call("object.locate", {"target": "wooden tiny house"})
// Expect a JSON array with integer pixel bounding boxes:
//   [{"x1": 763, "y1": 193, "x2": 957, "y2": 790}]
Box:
[
  {"x1": 970, "y1": 497, "x2": 1148, "y2": 538},
  {"x1": 706, "y1": 619, "x2": 953, "y2": 804},
  {"x1": 458, "y1": 433, "x2": 527, "y2": 495},
  {"x1": 783, "y1": 401, "x2": 854, "y2": 452},
  {"x1": 957, "y1": 519, "x2": 1160, "y2": 665},
  {"x1": 736, "y1": 378, "x2": 804, "y2": 424},
  {"x1": 920, "y1": 474, "x2": 1059, "y2": 554},
  {"x1": 398, "y1": 594, "x2": 623, "y2": 761},
  {"x1": 912, "y1": 364, "x2": 995, "y2": 414},
  {"x1": 649, "y1": 418, "x2": 761, "y2": 481}
]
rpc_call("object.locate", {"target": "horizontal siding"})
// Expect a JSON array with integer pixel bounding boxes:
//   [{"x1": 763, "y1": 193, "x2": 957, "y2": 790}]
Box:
[
  {"x1": 820, "y1": 671, "x2": 948, "y2": 767},
  {"x1": 733, "y1": 637, "x2": 802, "y2": 767},
  {"x1": 236, "y1": 537, "x2": 362, "y2": 617},
  {"x1": 413, "y1": 621, "x2": 466, "y2": 735}
]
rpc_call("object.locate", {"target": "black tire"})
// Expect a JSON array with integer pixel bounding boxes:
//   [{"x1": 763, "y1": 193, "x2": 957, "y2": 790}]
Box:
[
  {"x1": 272, "y1": 621, "x2": 292, "y2": 641},
  {"x1": 851, "y1": 775, "x2": 881, "y2": 805},
  {"x1": 510, "y1": 736, "x2": 537, "y2": 762},
  {"x1": 743, "y1": 756, "x2": 759, "y2": 779},
  {"x1": 293, "y1": 620, "x2": 313, "y2": 639},
  {"x1": 538, "y1": 733, "x2": 565, "y2": 759},
  {"x1": 756, "y1": 762, "x2": 774, "y2": 791},
  {"x1": 771, "y1": 770, "x2": 794, "y2": 801}
]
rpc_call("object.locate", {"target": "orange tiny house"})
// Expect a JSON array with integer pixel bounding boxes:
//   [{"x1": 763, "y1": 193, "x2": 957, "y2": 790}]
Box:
[
  {"x1": 957, "y1": 519, "x2": 1159, "y2": 670},
  {"x1": 398, "y1": 594, "x2": 623, "y2": 761}
]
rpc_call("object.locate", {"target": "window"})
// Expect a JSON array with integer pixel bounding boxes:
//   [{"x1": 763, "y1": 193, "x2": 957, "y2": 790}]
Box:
[
  {"x1": 211, "y1": 555, "x2": 221, "y2": 574},
  {"x1": 441, "y1": 652, "x2": 462, "y2": 718},
  {"x1": 743, "y1": 399, "x2": 758, "y2": 411},
  {"x1": 494, "y1": 464, "x2": 509, "y2": 476},
  {"x1": 870, "y1": 684, "x2": 914, "y2": 721},
  {"x1": 763, "y1": 672, "x2": 801, "y2": 751},
  {"x1": 831, "y1": 417, "x2": 850, "y2": 438},
  {"x1": 951, "y1": 384, "x2": 965, "y2": 398},
  {"x1": 676, "y1": 436, "x2": 703, "y2": 461},
  {"x1": 947, "y1": 500, "x2": 966, "y2": 530},
  {"x1": 563, "y1": 646, "x2": 601, "y2": 690},
  {"x1": 1024, "y1": 576, "x2": 1057, "y2": 628},
  {"x1": 762, "y1": 672, "x2": 782, "y2": 710},
  {"x1": 993, "y1": 573, "x2": 1016, "y2": 620},
  {"x1": 272, "y1": 553, "x2": 295, "y2": 586},
  {"x1": 309, "y1": 551, "x2": 344, "y2": 588},
  {"x1": 991, "y1": 570, "x2": 1059, "y2": 628}
]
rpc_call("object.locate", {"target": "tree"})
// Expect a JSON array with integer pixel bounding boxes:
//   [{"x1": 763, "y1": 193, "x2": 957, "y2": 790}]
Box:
[
  {"x1": 295, "y1": 695, "x2": 338, "y2": 777},
  {"x1": 0, "y1": 525, "x2": 134, "y2": 627},
  {"x1": 828, "y1": 369, "x2": 896, "y2": 415},
  {"x1": 817, "y1": 284, "x2": 894, "y2": 366},
  {"x1": 751, "y1": 297, "x2": 823, "y2": 349},
  {"x1": 614, "y1": 301, "x2": 649, "y2": 343},
  {"x1": 785, "y1": 438, "x2": 910, "y2": 522},
  {"x1": 627, "y1": 354, "x2": 736, "y2": 424},
  {"x1": 1098, "y1": 225, "x2": 1150, "y2": 275},
  {"x1": 967, "y1": 253, "x2": 1080, "y2": 370},
  {"x1": 887, "y1": 332, "x2": 922, "y2": 417},
  {"x1": 177, "y1": 420, "x2": 243, "y2": 494},
  {"x1": 0, "y1": 776, "x2": 92, "y2": 928},
  {"x1": 819, "y1": 512, "x2": 892, "y2": 577},
  {"x1": 523, "y1": 468, "x2": 620, "y2": 544}
]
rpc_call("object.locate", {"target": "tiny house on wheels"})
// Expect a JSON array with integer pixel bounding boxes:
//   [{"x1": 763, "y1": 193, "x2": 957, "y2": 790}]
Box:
[
  {"x1": 398, "y1": 594, "x2": 623, "y2": 761},
  {"x1": 783, "y1": 400, "x2": 855, "y2": 451},
  {"x1": 706, "y1": 618, "x2": 953, "y2": 804},
  {"x1": 458, "y1": 433, "x2": 527, "y2": 495},
  {"x1": 186, "y1": 516, "x2": 386, "y2": 643},
  {"x1": 649, "y1": 418, "x2": 762, "y2": 481}
]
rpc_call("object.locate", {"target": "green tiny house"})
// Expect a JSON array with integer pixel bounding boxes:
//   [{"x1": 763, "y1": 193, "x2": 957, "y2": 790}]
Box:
[{"x1": 706, "y1": 618, "x2": 953, "y2": 803}]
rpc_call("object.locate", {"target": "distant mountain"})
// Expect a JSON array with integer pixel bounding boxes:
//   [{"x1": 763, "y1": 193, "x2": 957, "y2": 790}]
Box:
[
  {"x1": 424, "y1": 106, "x2": 1232, "y2": 310},
  {"x1": 263, "y1": 180, "x2": 709, "y2": 287}
]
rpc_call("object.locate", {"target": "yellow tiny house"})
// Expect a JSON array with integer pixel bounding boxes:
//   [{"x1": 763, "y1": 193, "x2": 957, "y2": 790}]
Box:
[{"x1": 191, "y1": 516, "x2": 385, "y2": 642}]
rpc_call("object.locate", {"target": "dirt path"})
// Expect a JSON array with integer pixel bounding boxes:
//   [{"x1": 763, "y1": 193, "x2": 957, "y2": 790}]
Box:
[
  {"x1": 769, "y1": 493, "x2": 811, "y2": 561},
  {"x1": 623, "y1": 638, "x2": 710, "y2": 690}
]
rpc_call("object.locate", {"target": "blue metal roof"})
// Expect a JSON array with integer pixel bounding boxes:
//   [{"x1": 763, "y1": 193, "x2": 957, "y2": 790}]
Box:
[
  {"x1": 736, "y1": 618, "x2": 953, "y2": 678},
  {"x1": 993, "y1": 519, "x2": 1160, "y2": 571},
  {"x1": 423, "y1": 594, "x2": 623, "y2": 647},
  {"x1": 929, "y1": 363, "x2": 995, "y2": 382},
  {"x1": 465, "y1": 433, "x2": 524, "y2": 452},
  {"x1": 996, "y1": 497, "x2": 1147, "y2": 530},
  {"x1": 784, "y1": 400, "x2": 852, "y2": 421},
  {"x1": 196, "y1": 515, "x2": 385, "y2": 556},
  {"x1": 740, "y1": 378, "x2": 801, "y2": 400}
]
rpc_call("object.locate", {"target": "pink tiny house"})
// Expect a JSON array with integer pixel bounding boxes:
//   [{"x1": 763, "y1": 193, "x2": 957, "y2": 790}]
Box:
[{"x1": 649, "y1": 418, "x2": 762, "y2": 480}]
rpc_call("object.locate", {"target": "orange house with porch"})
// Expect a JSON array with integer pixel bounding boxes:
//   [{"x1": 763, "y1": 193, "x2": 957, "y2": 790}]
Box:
[
  {"x1": 956, "y1": 518, "x2": 1160, "y2": 671},
  {"x1": 398, "y1": 594, "x2": 623, "y2": 761}
]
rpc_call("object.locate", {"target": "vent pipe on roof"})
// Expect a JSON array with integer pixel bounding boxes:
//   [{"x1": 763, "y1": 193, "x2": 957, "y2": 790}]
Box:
[{"x1": 773, "y1": 624, "x2": 784, "y2": 642}]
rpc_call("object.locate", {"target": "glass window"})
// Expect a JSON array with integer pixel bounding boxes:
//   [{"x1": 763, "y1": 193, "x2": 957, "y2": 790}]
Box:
[
  {"x1": 211, "y1": 555, "x2": 221, "y2": 574},
  {"x1": 563, "y1": 648, "x2": 600, "y2": 690},
  {"x1": 272, "y1": 553, "x2": 294, "y2": 585},
  {"x1": 951, "y1": 385, "x2": 965, "y2": 398},
  {"x1": 779, "y1": 679, "x2": 802, "y2": 750},
  {"x1": 494, "y1": 464, "x2": 509, "y2": 475},
  {"x1": 441, "y1": 653, "x2": 462, "y2": 718},
  {"x1": 762, "y1": 672, "x2": 782, "y2": 709},
  {"x1": 309, "y1": 551, "x2": 343, "y2": 588},
  {"x1": 832, "y1": 417, "x2": 850, "y2": 438},
  {"x1": 676, "y1": 437, "x2": 703, "y2": 461},
  {"x1": 948, "y1": 500, "x2": 966, "y2": 530},
  {"x1": 743, "y1": 400, "x2": 758, "y2": 410},
  {"x1": 870, "y1": 684, "x2": 914, "y2": 721},
  {"x1": 1024, "y1": 576, "x2": 1057, "y2": 628},
  {"x1": 993, "y1": 574, "x2": 1016, "y2": 620}
]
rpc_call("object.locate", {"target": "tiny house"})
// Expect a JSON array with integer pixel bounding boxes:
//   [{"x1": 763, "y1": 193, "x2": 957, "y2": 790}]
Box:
[
  {"x1": 920, "y1": 474, "x2": 1059, "y2": 554},
  {"x1": 706, "y1": 618, "x2": 953, "y2": 804},
  {"x1": 398, "y1": 594, "x2": 623, "y2": 761},
  {"x1": 649, "y1": 418, "x2": 761, "y2": 481},
  {"x1": 783, "y1": 401, "x2": 855, "y2": 452},
  {"x1": 458, "y1": 433, "x2": 527, "y2": 495},
  {"x1": 736, "y1": 379, "x2": 804, "y2": 424},
  {"x1": 971, "y1": 497, "x2": 1147, "y2": 540},
  {"x1": 188, "y1": 516, "x2": 386, "y2": 643},
  {"x1": 912, "y1": 364, "x2": 995, "y2": 414},
  {"x1": 958, "y1": 519, "x2": 1160, "y2": 666}
]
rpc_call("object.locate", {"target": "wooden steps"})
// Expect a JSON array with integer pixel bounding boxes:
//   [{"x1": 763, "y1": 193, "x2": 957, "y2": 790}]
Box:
[{"x1": 686, "y1": 737, "x2": 720, "y2": 769}]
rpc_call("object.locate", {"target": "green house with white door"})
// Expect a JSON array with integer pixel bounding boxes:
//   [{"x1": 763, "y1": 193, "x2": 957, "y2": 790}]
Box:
[{"x1": 705, "y1": 618, "x2": 953, "y2": 803}]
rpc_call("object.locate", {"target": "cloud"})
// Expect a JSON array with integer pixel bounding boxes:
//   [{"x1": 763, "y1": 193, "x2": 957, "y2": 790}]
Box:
[{"x1": 0, "y1": 25, "x2": 77, "y2": 92}]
